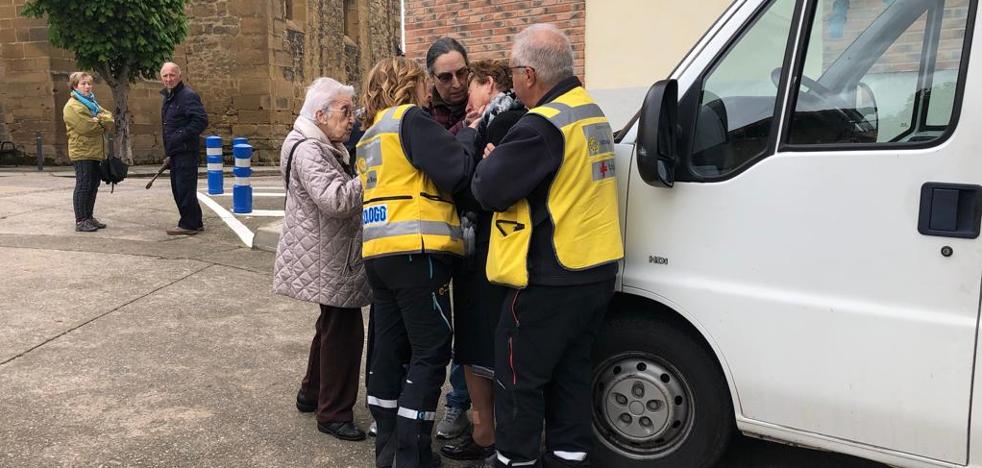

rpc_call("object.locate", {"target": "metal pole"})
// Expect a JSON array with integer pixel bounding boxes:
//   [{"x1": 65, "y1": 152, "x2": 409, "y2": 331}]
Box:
[{"x1": 35, "y1": 132, "x2": 43, "y2": 171}]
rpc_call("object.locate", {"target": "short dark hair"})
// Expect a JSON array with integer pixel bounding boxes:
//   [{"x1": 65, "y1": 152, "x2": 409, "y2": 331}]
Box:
[
  {"x1": 425, "y1": 37, "x2": 469, "y2": 74},
  {"x1": 468, "y1": 60, "x2": 512, "y2": 92}
]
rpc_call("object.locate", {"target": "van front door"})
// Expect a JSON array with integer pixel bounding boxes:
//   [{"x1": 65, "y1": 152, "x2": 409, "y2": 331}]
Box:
[{"x1": 623, "y1": 0, "x2": 981, "y2": 463}]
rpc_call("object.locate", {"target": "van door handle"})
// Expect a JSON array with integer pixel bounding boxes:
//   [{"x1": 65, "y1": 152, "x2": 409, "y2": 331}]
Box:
[{"x1": 917, "y1": 182, "x2": 982, "y2": 239}]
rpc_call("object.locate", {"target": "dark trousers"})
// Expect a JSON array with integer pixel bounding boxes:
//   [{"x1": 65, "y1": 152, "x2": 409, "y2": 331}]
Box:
[
  {"x1": 494, "y1": 279, "x2": 615, "y2": 468},
  {"x1": 366, "y1": 254, "x2": 453, "y2": 468},
  {"x1": 72, "y1": 160, "x2": 101, "y2": 222},
  {"x1": 299, "y1": 304, "x2": 364, "y2": 423},
  {"x1": 169, "y1": 153, "x2": 203, "y2": 230}
]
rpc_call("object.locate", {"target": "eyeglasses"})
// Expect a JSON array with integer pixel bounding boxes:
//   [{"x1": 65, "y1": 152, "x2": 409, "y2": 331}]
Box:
[
  {"x1": 434, "y1": 66, "x2": 470, "y2": 84},
  {"x1": 329, "y1": 105, "x2": 353, "y2": 119},
  {"x1": 509, "y1": 65, "x2": 535, "y2": 74}
]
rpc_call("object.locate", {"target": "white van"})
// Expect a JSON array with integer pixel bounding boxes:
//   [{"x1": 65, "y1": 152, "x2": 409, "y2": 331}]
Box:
[{"x1": 596, "y1": 0, "x2": 982, "y2": 467}]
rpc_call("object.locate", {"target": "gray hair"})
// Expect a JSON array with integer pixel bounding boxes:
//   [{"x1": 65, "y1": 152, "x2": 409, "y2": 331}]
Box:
[
  {"x1": 299, "y1": 77, "x2": 355, "y2": 120},
  {"x1": 511, "y1": 24, "x2": 574, "y2": 86}
]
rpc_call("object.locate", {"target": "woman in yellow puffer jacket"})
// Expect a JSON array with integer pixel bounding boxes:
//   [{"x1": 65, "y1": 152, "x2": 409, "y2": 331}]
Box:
[{"x1": 63, "y1": 72, "x2": 114, "y2": 232}]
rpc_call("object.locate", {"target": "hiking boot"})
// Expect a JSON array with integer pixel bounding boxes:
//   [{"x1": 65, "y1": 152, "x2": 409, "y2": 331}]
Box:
[
  {"x1": 166, "y1": 226, "x2": 200, "y2": 235},
  {"x1": 436, "y1": 406, "x2": 470, "y2": 440},
  {"x1": 75, "y1": 219, "x2": 98, "y2": 232},
  {"x1": 89, "y1": 218, "x2": 107, "y2": 229}
]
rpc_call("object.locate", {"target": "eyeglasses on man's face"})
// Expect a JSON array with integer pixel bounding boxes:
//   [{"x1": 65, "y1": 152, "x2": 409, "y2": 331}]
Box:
[{"x1": 434, "y1": 66, "x2": 470, "y2": 84}]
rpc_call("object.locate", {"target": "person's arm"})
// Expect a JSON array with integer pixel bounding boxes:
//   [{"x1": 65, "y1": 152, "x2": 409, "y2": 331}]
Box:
[
  {"x1": 471, "y1": 116, "x2": 563, "y2": 212},
  {"x1": 64, "y1": 103, "x2": 104, "y2": 137},
  {"x1": 295, "y1": 144, "x2": 363, "y2": 218},
  {"x1": 174, "y1": 91, "x2": 209, "y2": 145},
  {"x1": 400, "y1": 107, "x2": 476, "y2": 194},
  {"x1": 96, "y1": 109, "x2": 114, "y2": 132}
]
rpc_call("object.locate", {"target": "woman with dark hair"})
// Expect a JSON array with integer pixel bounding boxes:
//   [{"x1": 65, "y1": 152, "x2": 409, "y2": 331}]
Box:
[
  {"x1": 439, "y1": 60, "x2": 526, "y2": 468},
  {"x1": 425, "y1": 37, "x2": 471, "y2": 135},
  {"x1": 425, "y1": 36, "x2": 475, "y2": 442},
  {"x1": 63, "y1": 71, "x2": 114, "y2": 232}
]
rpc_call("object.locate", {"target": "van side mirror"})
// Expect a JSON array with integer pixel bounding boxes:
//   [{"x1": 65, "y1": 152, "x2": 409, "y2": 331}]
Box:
[{"x1": 637, "y1": 80, "x2": 679, "y2": 187}]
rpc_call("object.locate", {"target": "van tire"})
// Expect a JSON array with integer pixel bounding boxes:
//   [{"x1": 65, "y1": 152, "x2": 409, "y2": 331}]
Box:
[{"x1": 591, "y1": 313, "x2": 734, "y2": 468}]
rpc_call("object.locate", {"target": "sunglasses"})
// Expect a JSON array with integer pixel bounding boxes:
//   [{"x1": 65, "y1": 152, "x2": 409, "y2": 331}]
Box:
[{"x1": 434, "y1": 66, "x2": 470, "y2": 84}]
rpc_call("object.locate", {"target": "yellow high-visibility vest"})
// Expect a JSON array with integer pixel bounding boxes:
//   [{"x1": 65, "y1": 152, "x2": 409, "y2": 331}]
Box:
[
  {"x1": 487, "y1": 87, "x2": 623, "y2": 288},
  {"x1": 355, "y1": 104, "x2": 464, "y2": 259}
]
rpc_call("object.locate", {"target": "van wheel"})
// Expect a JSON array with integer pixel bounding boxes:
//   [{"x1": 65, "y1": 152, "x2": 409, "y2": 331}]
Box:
[{"x1": 592, "y1": 314, "x2": 734, "y2": 468}]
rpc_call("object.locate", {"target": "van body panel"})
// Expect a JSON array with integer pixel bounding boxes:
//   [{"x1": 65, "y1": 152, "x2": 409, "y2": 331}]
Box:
[{"x1": 616, "y1": 0, "x2": 982, "y2": 465}]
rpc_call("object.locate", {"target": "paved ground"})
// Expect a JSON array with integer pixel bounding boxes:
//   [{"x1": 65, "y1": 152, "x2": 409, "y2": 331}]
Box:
[{"x1": 0, "y1": 169, "x2": 886, "y2": 467}]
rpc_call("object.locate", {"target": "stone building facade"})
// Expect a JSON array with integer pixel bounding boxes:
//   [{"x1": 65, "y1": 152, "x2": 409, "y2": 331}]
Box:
[
  {"x1": 0, "y1": 0, "x2": 401, "y2": 164},
  {"x1": 404, "y1": 0, "x2": 585, "y2": 78}
]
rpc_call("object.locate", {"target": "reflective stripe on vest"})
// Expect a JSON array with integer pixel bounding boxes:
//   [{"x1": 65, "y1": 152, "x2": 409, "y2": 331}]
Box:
[
  {"x1": 487, "y1": 87, "x2": 623, "y2": 287},
  {"x1": 355, "y1": 104, "x2": 464, "y2": 259}
]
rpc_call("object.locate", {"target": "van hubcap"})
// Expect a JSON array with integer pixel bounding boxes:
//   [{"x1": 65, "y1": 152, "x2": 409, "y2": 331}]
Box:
[{"x1": 593, "y1": 354, "x2": 693, "y2": 458}]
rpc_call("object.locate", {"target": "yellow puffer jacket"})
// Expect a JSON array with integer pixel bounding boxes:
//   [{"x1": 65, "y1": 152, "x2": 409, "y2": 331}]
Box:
[{"x1": 63, "y1": 97, "x2": 114, "y2": 162}]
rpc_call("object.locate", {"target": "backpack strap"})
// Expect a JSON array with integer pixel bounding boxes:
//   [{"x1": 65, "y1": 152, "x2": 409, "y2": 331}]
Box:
[{"x1": 284, "y1": 138, "x2": 311, "y2": 193}]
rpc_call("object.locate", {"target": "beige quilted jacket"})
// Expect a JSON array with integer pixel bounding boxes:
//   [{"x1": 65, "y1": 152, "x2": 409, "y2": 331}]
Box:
[{"x1": 272, "y1": 117, "x2": 372, "y2": 308}]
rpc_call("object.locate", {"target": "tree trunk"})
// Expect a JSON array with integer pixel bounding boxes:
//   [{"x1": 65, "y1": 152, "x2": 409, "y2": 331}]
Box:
[{"x1": 110, "y1": 80, "x2": 133, "y2": 165}]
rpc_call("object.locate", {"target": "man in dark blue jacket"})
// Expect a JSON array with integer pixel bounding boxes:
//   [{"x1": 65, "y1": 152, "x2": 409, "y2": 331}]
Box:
[{"x1": 160, "y1": 62, "x2": 208, "y2": 235}]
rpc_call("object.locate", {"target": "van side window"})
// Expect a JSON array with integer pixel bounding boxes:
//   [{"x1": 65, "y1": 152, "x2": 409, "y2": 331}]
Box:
[
  {"x1": 787, "y1": 0, "x2": 971, "y2": 146},
  {"x1": 689, "y1": 0, "x2": 796, "y2": 178}
]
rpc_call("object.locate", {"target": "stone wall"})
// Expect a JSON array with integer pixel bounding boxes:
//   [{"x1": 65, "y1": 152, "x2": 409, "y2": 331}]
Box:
[
  {"x1": 0, "y1": 0, "x2": 400, "y2": 165},
  {"x1": 404, "y1": 0, "x2": 586, "y2": 79}
]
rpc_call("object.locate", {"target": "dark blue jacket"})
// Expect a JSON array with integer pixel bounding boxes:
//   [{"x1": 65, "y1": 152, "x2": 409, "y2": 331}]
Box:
[{"x1": 160, "y1": 82, "x2": 208, "y2": 157}]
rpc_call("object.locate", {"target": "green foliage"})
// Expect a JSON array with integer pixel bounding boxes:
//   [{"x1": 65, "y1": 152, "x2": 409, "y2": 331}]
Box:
[{"x1": 22, "y1": 0, "x2": 187, "y2": 83}]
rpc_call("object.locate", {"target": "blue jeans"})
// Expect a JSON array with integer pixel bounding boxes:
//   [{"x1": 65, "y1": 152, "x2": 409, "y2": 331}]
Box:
[{"x1": 445, "y1": 363, "x2": 470, "y2": 409}]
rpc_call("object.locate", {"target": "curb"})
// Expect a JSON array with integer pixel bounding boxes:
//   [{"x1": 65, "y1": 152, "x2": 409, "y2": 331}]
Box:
[{"x1": 253, "y1": 220, "x2": 282, "y2": 253}]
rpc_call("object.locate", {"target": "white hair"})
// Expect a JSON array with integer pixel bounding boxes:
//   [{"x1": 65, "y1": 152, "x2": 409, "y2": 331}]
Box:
[
  {"x1": 299, "y1": 77, "x2": 355, "y2": 120},
  {"x1": 511, "y1": 23, "x2": 574, "y2": 86}
]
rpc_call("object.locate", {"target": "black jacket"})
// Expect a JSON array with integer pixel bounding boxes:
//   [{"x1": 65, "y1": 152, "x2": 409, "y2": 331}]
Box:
[
  {"x1": 399, "y1": 106, "x2": 477, "y2": 196},
  {"x1": 471, "y1": 77, "x2": 618, "y2": 286},
  {"x1": 160, "y1": 82, "x2": 208, "y2": 157},
  {"x1": 456, "y1": 107, "x2": 526, "y2": 245}
]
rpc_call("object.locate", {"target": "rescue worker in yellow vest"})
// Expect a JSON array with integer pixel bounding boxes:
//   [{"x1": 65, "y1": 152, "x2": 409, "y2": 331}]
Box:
[
  {"x1": 357, "y1": 57, "x2": 480, "y2": 468},
  {"x1": 471, "y1": 24, "x2": 624, "y2": 468}
]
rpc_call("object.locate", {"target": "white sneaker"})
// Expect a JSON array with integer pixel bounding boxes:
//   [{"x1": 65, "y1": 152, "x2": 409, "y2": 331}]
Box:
[{"x1": 436, "y1": 406, "x2": 470, "y2": 440}]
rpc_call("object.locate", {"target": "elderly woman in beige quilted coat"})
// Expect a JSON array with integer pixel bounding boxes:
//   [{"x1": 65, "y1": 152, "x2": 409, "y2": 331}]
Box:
[{"x1": 273, "y1": 77, "x2": 371, "y2": 442}]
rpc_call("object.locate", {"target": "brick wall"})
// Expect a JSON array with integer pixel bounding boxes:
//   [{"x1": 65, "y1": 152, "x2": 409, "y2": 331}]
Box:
[{"x1": 404, "y1": 0, "x2": 586, "y2": 80}]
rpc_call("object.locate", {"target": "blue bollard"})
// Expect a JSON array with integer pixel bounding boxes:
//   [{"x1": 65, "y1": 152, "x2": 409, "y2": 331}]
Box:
[
  {"x1": 232, "y1": 137, "x2": 248, "y2": 147},
  {"x1": 205, "y1": 135, "x2": 224, "y2": 195},
  {"x1": 232, "y1": 143, "x2": 253, "y2": 214}
]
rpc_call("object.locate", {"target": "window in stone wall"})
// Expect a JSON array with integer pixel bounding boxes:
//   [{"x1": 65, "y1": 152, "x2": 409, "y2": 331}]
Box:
[{"x1": 344, "y1": 0, "x2": 360, "y2": 40}]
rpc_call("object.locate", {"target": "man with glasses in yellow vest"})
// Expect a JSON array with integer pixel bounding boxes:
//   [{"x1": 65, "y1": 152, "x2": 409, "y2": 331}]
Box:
[{"x1": 471, "y1": 24, "x2": 623, "y2": 468}]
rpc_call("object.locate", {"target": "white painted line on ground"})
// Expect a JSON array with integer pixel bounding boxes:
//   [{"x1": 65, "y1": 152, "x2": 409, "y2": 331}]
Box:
[
  {"x1": 196, "y1": 191, "x2": 255, "y2": 248},
  {"x1": 209, "y1": 192, "x2": 285, "y2": 198},
  {"x1": 235, "y1": 209, "x2": 285, "y2": 217}
]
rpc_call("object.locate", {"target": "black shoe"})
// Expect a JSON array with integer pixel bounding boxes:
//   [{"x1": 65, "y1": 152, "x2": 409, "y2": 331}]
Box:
[
  {"x1": 317, "y1": 421, "x2": 367, "y2": 441},
  {"x1": 440, "y1": 437, "x2": 495, "y2": 461},
  {"x1": 296, "y1": 391, "x2": 316, "y2": 413},
  {"x1": 89, "y1": 218, "x2": 107, "y2": 229},
  {"x1": 466, "y1": 455, "x2": 496, "y2": 468},
  {"x1": 75, "y1": 219, "x2": 97, "y2": 232}
]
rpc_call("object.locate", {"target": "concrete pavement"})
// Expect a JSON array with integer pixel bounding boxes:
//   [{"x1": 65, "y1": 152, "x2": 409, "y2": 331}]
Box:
[{"x1": 0, "y1": 169, "x2": 885, "y2": 467}]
